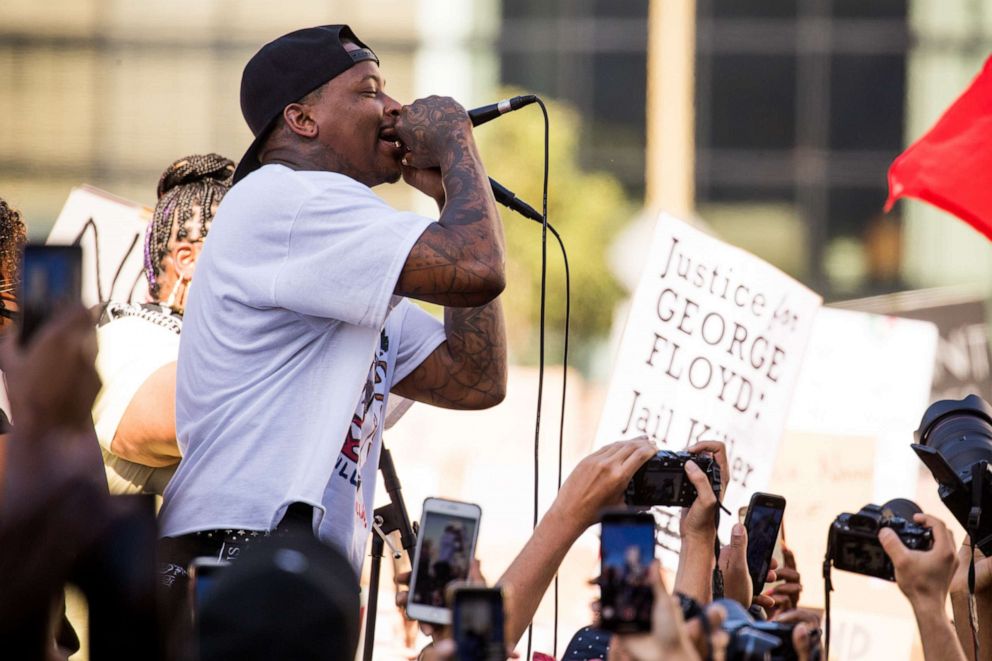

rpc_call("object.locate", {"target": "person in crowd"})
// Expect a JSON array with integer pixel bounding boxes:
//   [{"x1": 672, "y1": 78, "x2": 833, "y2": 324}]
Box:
[
  {"x1": 0, "y1": 306, "x2": 109, "y2": 659},
  {"x1": 0, "y1": 197, "x2": 85, "y2": 660},
  {"x1": 158, "y1": 22, "x2": 507, "y2": 606},
  {"x1": 951, "y1": 538, "x2": 992, "y2": 661},
  {"x1": 93, "y1": 154, "x2": 234, "y2": 495},
  {"x1": 880, "y1": 513, "x2": 968, "y2": 661},
  {"x1": 0, "y1": 197, "x2": 27, "y2": 433}
]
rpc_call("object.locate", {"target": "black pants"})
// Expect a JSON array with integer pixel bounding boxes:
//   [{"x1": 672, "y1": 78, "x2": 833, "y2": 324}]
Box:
[{"x1": 157, "y1": 503, "x2": 315, "y2": 657}]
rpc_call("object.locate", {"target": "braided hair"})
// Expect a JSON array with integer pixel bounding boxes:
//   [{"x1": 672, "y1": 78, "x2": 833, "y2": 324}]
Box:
[
  {"x1": 143, "y1": 153, "x2": 235, "y2": 299},
  {"x1": 0, "y1": 197, "x2": 27, "y2": 300}
]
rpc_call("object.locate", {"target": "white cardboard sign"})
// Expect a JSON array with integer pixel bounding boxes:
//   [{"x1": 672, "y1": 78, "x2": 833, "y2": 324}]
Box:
[
  {"x1": 786, "y1": 307, "x2": 938, "y2": 502},
  {"x1": 46, "y1": 185, "x2": 151, "y2": 306},
  {"x1": 596, "y1": 214, "x2": 821, "y2": 563}
]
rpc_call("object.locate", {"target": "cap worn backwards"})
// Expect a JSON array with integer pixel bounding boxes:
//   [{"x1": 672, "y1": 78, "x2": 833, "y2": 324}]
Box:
[{"x1": 233, "y1": 25, "x2": 379, "y2": 183}]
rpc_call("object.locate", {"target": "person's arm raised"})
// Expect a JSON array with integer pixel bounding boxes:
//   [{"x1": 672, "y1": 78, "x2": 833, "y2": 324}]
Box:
[
  {"x1": 394, "y1": 95, "x2": 505, "y2": 308},
  {"x1": 390, "y1": 96, "x2": 507, "y2": 409},
  {"x1": 879, "y1": 513, "x2": 967, "y2": 661},
  {"x1": 496, "y1": 437, "x2": 658, "y2": 648},
  {"x1": 949, "y1": 538, "x2": 992, "y2": 661}
]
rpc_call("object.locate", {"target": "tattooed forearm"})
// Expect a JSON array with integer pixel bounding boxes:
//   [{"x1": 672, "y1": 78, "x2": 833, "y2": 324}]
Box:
[
  {"x1": 395, "y1": 96, "x2": 505, "y2": 307},
  {"x1": 392, "y1": 297, "x2": 507, "y2": 410}
]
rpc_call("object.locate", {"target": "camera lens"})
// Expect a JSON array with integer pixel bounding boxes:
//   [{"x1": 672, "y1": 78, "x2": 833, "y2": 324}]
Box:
[
  {"x1": 881, "y1": 498, "x2": 922, "y2": 522},
  {"x1": 917, "y1": 395, "x2": 992, "y2": 479}
]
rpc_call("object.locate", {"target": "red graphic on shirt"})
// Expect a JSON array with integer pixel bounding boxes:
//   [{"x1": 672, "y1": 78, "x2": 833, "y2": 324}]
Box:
[{"x1": 342, "y1": 415, "x2": 362, "y2": 463}]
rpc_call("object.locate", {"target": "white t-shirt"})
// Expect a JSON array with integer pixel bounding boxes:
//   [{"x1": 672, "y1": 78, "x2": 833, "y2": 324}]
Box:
[
  {"x1": 159, "y1": 165, "x2": 443, "y2": 570},
  {"x1": 319, "y1": 298, "x2": 444, "y2": 571},
  {"x1": 93, "y1": 302, "x2": 182, "y2": 495}
]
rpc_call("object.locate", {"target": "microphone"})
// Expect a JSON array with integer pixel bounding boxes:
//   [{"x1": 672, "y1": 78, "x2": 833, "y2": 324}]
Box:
[
  {"x1": 469, "y1": 95, "x2": 538, "y2": 127},
  {"x1": 490, "y1": 177, "x2": 542, "y2": 222}
]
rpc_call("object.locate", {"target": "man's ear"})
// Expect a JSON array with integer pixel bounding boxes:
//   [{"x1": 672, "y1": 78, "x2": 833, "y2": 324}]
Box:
[{"x1": 283, "y1": 103, "x2": 318, "y2": 139}]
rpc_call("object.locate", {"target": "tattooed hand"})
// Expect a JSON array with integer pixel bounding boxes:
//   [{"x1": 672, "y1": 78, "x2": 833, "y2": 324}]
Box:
[
  {"x1": 394, "y1": 93, "x2": 504, "y2": 308},
  {"x1": 395, "y1": 96, "x2": 473, "y2": 170}
]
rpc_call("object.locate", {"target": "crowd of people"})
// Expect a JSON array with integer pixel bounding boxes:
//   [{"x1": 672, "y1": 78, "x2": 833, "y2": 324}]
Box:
[{"x1": 0, "y1": 21, "x2": 987, "y2": 661}]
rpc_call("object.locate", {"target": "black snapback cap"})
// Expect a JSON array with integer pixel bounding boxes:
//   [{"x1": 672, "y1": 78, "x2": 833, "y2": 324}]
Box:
[{"x1": 233, "y1": 25, "x2": 379, "y2": 183}]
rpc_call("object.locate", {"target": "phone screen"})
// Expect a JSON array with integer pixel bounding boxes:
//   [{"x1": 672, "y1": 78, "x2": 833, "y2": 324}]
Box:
[
  {"x1": 745, "y1": 494, "x2": 786, "y2": 595},
  {"x1": 600, "y1": 512, "x2": 655, "y2": 633},
  {"x1": 453, "y1": 588, "x2": 504, "y2": 661},
  {"x1": 190, "y1": 559, "x2": 230, "y2": 617},
  {"x1": 18, "y1": 245, "x2": 82, "y2": 345},
  {"x1": 410, "y1": 510, "x2": 479, "y2": 612}
]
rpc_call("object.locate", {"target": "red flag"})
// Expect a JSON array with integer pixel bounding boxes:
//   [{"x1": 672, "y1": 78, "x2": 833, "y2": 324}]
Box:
[{"x1": 885, "y1": 56, "x2": 992, "y2": 241}]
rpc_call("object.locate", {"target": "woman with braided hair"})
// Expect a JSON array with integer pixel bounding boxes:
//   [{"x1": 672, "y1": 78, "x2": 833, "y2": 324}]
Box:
[{"x1": 93, "y1": 153, "x2": 234, "y2": 495}]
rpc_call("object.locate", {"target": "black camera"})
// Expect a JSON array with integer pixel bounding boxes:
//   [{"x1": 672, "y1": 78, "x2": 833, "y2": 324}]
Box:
[
  {"x1": 826, "y1": 499, "x2": 932, "y2": 581},
  {"x1": 913, "y1": 394, "x2": 992, "y2": 554},
  {"x1": 714, "y1": 599, "x2": 821, "y2": 661},
  {"x1": 624, "y1": 450, "x2": 721, "y2": 508}
]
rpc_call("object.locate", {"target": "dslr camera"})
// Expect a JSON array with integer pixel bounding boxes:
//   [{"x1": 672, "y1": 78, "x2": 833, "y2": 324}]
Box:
[
  {"x1": 826, "y1": 499, "x2": 932, "y2": 581},
  {"x1": 624, "y1": 450, "x2": 721, "y2": 508},
  {"x1": 714, "y1": 598, "x2": 821, "y2": 661},
  {"x1": 913, "y1": 394, "x2": 992, "y2": 554}
]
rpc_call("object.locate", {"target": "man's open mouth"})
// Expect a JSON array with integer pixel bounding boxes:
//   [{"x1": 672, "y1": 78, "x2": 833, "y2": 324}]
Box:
[{"x1": 378, "y1": 127, "x2": 404, "y2": 151}]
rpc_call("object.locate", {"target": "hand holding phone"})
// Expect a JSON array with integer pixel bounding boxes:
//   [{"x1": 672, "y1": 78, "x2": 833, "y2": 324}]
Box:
[
  {"x1": 744, "y1": 492, "x2": 787, "y2": 596},
  {"x1": 17, "y1": 244, "x2": 82, "y2": 346},
  {"x1": 600, "y1": 510, "x2": 655, "y2": 633},
  {"x1": 407, "y1": 498, "x2": 482, "y2": 626}
]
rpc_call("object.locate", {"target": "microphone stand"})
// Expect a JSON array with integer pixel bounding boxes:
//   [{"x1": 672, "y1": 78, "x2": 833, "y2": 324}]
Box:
[{"x1": 363, "y1": 445, "x2": 418, "y2": 661}]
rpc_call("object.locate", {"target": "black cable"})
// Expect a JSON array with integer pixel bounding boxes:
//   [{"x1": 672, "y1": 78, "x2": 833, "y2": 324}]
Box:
[
  {"x1": 552, "y1": 226, "x2": 570, "y2": 660},
  {"x1": 526, "y1": 95, "x2": 551, "y2": 661},
  {"x1": 823, "y1": 535, "x2": 834, "y2": 661}
]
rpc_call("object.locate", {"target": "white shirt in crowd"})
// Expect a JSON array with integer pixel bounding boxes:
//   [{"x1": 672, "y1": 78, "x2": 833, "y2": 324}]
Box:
[
  {"x1": 159, "y1": 164, "x2": 444, "y2": 575},
  {"x1": 93, "y1": 302, "x2": 182, "y2": 495}
]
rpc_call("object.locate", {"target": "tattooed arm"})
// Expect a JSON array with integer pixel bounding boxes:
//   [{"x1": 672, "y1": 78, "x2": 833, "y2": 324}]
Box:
[
  {"x1": 393, "y1": 95, "x2": 505, "y2": 307},
  {"x1": 390, "y1": 95, "x2": 507, "y2": 409},
  {"x1": 391, "y1": 298, "x2": 506, "y2": 409}
]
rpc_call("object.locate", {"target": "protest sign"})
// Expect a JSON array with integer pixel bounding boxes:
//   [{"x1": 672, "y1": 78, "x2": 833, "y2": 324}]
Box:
[
  {"x1": 596, "y1": 214, "x2": 821, "y2": 562},
  {"x1": 46, "y1": 185, "x2": 151, "y2": 306},
  {"x1": 787, "y1": 308, "x2": 937, "y2": 501},
  {"x1": 838, "y1": 288, "x2": 992, "y2": 403}
]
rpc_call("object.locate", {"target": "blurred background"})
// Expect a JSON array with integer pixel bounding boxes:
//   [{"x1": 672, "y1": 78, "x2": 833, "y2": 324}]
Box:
[
  {"x1": 3, "y1": 0, "x2": 992, "y2": 369},
  {"x1": 3, "y1": 1, "x2": 992, "y2": 660}
]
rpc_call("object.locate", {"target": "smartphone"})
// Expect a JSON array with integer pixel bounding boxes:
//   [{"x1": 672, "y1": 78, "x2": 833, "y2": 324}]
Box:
[
  {"x1": 599, "y1": 510, "x2": 655, "y2": 633},
  {"x1": 453, "y1": 587, "x2": 505, "y2": 661},
  {"x1": 17, "y1": 244, "x2": 82, "y2": 345},
  {"x1": 188, "y1": 557, "x2": 230, "y2": 617},
  {"x1": 407, "y1": 497, "x2": 482, "y2": 625},
  {"x1": 744, "y1": 492, "x2": 787, "y2": 595}
]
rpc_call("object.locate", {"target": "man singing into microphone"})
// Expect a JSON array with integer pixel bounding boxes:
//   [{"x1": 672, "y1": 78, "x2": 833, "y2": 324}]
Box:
[{"x1": 157, "y1": 25, "x2": 506, "y2": 587}]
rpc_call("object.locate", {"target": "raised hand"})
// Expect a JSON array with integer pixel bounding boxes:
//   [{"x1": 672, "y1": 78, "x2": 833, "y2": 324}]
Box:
[
  {"x1": 609, "y1": 561, "x2": 701, "y2": 661},
  {"x1": 553, "y1": 436, "x2": 658, "y2": 531},
  {"x1": 395, "y1": 96, "x2": 472, "y2": 170},
  {"x1": 718, "y1": 523, "x2": 776, "y2": 610},
  {"x1": 878, "y1": 513, "x2": 967, "y2": 661},
  {"x1": 765, "y1": 547, "x2": 802, "y2": 617}
]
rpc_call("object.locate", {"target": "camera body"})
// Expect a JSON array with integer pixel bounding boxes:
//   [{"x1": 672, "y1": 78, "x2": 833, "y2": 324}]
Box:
[
  {"x1": 714, "y1": 599, "x2": 821, "y2": 661},
  {"x1": 624, "y1": 450, "x2": 720, "y2": 508},
  {"x1": 748, "y1": 620, "x2": 821, "y2": 661},
  {"x1": 828, "y1": 501, "x2": 932, "y2": 581},
  {"x1": 913, "y1": 394, "x2": 992, "y2": 555}
]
